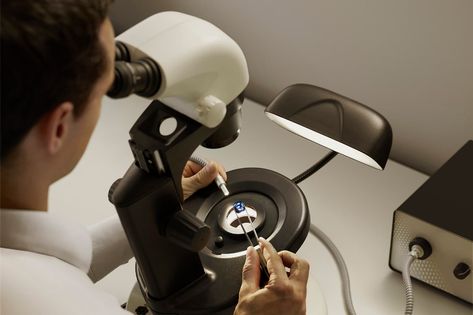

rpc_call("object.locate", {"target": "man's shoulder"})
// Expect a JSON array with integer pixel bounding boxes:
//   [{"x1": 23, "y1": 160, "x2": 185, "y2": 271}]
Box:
[{"x1": 0, "y1": 248, "x2": 131, "y2": 315}]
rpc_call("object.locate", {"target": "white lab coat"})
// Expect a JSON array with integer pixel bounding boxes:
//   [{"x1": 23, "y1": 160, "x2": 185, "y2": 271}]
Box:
[{"x1": 0, "y1": 209, "x2": 133, "y2": 314}]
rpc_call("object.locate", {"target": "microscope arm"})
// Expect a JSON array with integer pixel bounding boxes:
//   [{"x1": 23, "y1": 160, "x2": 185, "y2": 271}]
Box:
[
  {"x1": 107, "y1": 11, "x2": 248, "y2": 314},
  {"x1": 108, "y1": 100, "x2": 215, "y2": 300}
]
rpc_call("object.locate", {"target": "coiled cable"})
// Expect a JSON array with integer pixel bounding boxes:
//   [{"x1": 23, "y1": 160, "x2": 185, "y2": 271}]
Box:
[{"x1": 402, "y1": 246, "x2": 421, "y2": 315}]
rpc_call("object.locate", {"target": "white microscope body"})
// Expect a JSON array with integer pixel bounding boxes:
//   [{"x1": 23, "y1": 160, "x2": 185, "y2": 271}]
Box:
[{"x1": 117, "y1": 11, "x2": 249, "y2": 128}]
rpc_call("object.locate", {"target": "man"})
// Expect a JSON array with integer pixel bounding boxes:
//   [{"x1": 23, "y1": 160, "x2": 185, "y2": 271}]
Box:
[{"x1": 0, "y1": 1, "x2": 309, "y2": 314}]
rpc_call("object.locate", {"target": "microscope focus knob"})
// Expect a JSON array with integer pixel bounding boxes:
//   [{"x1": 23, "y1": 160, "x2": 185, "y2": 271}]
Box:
[{"x1": 166, "y1": 210, "x2": 211, "y2": 252}]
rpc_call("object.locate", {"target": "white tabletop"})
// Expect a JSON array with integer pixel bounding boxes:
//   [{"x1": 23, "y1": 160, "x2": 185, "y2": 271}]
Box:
[{"x1": 50, "y1": 96, "x2": 472, "y2": 315}]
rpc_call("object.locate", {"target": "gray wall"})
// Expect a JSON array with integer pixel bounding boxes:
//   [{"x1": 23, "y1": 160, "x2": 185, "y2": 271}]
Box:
[{"x1": 109, "y1": 0, "x2": 473, "y2": 175}]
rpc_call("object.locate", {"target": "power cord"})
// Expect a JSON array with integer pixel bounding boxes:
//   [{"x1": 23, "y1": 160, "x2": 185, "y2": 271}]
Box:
[
  {"x1": 403, "y1": 237, "x2": 432, "y2": 315},
  {"x1": 309, "y1": 224, "x2": 357, "y2": 315},
  {"x1": 311, "y1": 225, "x2": 432, "y2": 315},
  {"x1": 402, "y1": 246, "x2": 422, "y2": 315},
  {"x1": 295, "y1": 156, "x2": 357, "y2": 315}
]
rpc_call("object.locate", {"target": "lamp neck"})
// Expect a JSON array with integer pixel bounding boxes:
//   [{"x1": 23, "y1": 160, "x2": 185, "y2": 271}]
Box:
[{"x1": 292, "y1": 150, "x2": 337, "y2": 184}]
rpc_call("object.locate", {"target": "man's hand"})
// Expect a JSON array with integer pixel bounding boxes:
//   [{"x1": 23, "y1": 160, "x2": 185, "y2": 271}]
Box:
[
  {"x1": 181, "y1": 159, "x2": 227, "y2": 200},
  {"x1": 234, "y1": 238, "x2": 310, "y2": 315}
]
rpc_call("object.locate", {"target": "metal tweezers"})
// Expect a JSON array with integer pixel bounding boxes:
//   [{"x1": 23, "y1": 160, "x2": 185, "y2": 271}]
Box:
[{"x1": 233, "y1": 201, "x2": 270, "y2": 280}]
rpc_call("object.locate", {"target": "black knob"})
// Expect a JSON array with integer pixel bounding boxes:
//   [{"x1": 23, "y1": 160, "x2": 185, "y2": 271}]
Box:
[
  {"x1": 166, "y1": 210, "x2": 211, "y2": 252},
  {"x1": 453, "y1": 262, "x2": 471, "y2": 280},
  {"x1": 135, "y1": 305, "x2": 149, "y2": 315},
  {"x1": 214, "y1": 236, "x2": 224, "y2": 248}
]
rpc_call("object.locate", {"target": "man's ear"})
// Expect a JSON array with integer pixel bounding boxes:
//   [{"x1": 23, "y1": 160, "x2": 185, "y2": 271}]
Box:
[{"x1": 40, "y1": 102, "x2": 74, "y2": 155}]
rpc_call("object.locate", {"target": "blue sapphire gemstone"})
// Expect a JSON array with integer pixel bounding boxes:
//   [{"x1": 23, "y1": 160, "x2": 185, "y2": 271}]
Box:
[{"x1": 233, "y1": 201, "x2": 246, "y2": 213}]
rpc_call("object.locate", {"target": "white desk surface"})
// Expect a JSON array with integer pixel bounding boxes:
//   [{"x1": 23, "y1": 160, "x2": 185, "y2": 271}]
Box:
[{"x1": 50, "y1": 97, "x2": 472, "y2": 315}]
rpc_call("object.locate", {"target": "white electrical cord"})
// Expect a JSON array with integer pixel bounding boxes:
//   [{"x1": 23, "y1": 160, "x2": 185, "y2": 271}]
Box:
[
  {"x1": 309, "y1": 224, "x2": 357, "y2": 315},
  {"x1": 311, "y1": 224, "x2": 425, "y2": 315},
  {"x1": 402, "y1": 246, "x2": 422, "y2": 315}
]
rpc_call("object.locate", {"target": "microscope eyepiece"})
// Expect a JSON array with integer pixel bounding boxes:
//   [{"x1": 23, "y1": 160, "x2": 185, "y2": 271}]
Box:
[
  {"x1": 114, "y1": 41, "x2": 130, "y2": 62},
  {"x1": 107, "y1": 58, "x2": 161, "y2": 99}
]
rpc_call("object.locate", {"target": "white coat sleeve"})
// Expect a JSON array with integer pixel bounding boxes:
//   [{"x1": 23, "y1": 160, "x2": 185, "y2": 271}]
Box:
[{"x1": 87, "y1": 215, "x2": 134, "y2": 282}]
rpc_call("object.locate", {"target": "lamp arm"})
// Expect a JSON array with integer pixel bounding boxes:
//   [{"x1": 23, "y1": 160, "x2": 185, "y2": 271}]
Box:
[{"x1": 292, "y1": 150, "x2": 338, "y2": 184}]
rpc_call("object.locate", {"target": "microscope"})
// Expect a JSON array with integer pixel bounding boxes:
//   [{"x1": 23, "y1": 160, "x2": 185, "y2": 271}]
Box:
[{"x1": 108, "y1": 12, "x2": 310, "y2": 314}]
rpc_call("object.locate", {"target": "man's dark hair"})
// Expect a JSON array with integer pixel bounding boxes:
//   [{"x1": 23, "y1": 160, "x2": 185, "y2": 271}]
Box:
[{"x1": 1, "y1": 0, "x2": 112, "y2": 160}]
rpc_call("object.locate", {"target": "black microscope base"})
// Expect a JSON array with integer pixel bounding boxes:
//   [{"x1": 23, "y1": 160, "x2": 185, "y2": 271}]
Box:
[{"x1": 137, "y1": 167, "x2": 310, "y2": 315}]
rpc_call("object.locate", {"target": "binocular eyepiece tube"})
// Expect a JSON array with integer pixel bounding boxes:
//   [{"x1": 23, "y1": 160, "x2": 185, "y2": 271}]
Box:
[
  {"x1": 107, "y1": 41, "x2": 161, "y2": 99},
  {"x1": 107, "y1": 42, "x2": 244, "y2": 150}
]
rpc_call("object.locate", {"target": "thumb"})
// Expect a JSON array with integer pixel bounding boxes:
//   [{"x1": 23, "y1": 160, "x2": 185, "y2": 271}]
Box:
[
  {"x1": 239, "y1": 246, "x2": 261, "y2": 299},
  {"x1": 190, "y1": 162, "x2": 219, "y2": 189},
  {"x1": 181, "y1": 162, "x2": 219, "y2": 200}
]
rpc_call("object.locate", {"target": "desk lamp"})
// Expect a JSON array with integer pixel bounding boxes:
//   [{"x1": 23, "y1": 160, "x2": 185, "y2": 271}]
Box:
[
  {"x1": 265, "y1": 83, "x2": 392, "y2": 177},
  {"x1": 265, "y1": 83, "x2": 393, "y2": 315}
]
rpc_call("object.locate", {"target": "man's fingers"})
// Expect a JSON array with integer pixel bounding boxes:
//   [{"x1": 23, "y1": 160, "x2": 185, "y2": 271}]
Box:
[
  {"x1": 259, "y1": 238, "x2": 287, "y2": 280},
  {"x1": 181, "y1": 159, "x2": 227, "y2": 200},
  {"x1": 278, "y1": 250, "x2": 310, "y2": 285},
  {"x1": 182, "y1": 160, "x2": 203, "y2": 177},
  {"x1": 186, "y1": 162, "x2": 219, "y2": 191},
  {"x1": 195, "y1": 162, "x2": 219, "y2": 186},
  {"x1": 212, "y1": 161, "x2": 227, "y2": 181},
  {"x1": 183, "y1": 160, "x2": 227, "y2": 182},
  {"x1": 239, "y1": 246, "x2": 261, "y2": 298}
]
